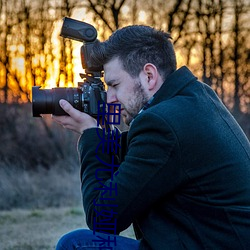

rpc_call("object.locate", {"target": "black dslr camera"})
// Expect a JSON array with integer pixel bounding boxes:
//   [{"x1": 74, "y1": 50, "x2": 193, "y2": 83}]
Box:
[{"x1": 32, "y1": 17, "x2": 106, "y2": 117}]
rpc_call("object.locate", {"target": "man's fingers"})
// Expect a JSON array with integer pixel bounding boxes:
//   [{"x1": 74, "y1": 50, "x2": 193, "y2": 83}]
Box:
[
  {"x1": 59, "y1": 99, "x2": 83, "y2": 121},
  {"x1": 52, "y1": 99, "x2": 98, "y2": 133},
  {"x1": 59, "y1": 99, "x2": 73, "y2": 115}
]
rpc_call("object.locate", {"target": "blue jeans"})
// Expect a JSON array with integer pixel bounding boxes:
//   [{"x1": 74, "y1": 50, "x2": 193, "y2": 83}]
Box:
[{"x1": 56, "y1": 229, "x2": 140, "y2": 250}]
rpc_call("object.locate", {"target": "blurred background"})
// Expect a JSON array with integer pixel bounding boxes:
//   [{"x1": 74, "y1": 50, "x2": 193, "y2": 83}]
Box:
[{"x1": 0, "y1": 0, "x2": 249, "y2": 211}]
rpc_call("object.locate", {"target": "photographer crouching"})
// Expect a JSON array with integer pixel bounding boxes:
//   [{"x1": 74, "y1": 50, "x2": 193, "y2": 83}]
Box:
[{"x1": 34, "y1": 18, "x2": 250, "y2": 249}]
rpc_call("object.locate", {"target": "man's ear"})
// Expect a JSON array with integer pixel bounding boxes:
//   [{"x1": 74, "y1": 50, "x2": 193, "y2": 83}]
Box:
[{"x1": 143, "y1": 63, "x2": 159, "y2": 91}]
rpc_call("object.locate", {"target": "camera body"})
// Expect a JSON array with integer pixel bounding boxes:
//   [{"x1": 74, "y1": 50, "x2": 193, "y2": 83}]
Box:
[
  {"x1": 32, "y1": 80, "x2": 106, "y2": 117},
  {"x1": 32, "y1": 17, "x2": 106, "y2": 117}
]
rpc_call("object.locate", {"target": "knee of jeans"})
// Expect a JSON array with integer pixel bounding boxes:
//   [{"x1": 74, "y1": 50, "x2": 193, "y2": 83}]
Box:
[
  {"x1": 55, "y1": 233, "x2": 69, "y2": 250},
  {"x1": 55, "y1": 229, "x2": 93, "y2": 250},
  {"x1": 56, "y1": 230, "x2": 82, "y2": 250}
]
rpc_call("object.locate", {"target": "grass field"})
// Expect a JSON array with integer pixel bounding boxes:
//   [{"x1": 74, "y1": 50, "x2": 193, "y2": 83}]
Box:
[{"x1": 0, "y1": 206, "x2": 135, "y2": 250}]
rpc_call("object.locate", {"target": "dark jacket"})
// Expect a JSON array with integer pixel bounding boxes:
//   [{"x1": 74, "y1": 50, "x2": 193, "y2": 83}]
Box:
[{"x1": 78, "y1": 66, "x2": 250, "y2": 249}]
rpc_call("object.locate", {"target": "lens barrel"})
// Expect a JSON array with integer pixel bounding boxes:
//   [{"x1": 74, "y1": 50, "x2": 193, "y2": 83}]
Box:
[{"x1": 32, "y1": 86, "x2": 82, "y2": 117}]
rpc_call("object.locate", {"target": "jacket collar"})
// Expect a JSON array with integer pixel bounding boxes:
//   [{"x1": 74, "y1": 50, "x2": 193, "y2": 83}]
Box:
[
  {"x1": 129, "y1": 66, "x2": 197, "y2": 126},
  {"x1": 150, "y1": 66, "x2": 197, "y2": 107}
]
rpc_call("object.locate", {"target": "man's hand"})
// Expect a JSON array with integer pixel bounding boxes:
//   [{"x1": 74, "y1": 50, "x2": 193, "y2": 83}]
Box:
[{"x1": 52, "y1": 99, "x2": 98, "y2": 134}]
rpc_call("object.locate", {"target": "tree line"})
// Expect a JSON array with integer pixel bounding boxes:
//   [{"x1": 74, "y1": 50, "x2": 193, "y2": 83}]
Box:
[{"x1": 0, "y1": 0, "x2": 249, "y2": 117}]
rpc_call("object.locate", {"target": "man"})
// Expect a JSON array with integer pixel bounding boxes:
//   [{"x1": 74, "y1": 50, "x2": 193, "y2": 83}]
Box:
[{"x1": 53, "y1": 25, "x2": 250, "y2": 249}]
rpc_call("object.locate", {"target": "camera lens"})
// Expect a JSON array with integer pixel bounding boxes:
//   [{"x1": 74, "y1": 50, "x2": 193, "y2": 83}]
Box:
[{"x1": 32, "y1": 86, "x2": 82, "y2": 117}]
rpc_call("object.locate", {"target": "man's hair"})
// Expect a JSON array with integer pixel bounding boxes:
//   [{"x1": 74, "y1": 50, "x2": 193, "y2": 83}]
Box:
[{"x1": 91, "y1": 25, "x2": 177, "y2": 81}]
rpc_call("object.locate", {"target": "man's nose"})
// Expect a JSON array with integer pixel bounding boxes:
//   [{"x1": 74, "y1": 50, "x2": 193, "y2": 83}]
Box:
[{"x1": 107, "y1": 89, "x2": 117, "y2": 104}]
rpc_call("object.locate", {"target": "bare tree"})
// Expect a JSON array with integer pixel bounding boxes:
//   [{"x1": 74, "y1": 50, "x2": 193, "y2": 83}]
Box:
[
  {"x1": 230, "y1": 0, "x2": 249, "y2": 116},
  {"x1": 55, "y1": 0, "x2": 79, "y2": 87},
  {"x1": 84, "y1": 0, "x2": 126, "y2": 34},
  {"x1": 0, "y1": 0, "x2": 31, "y2": 102},
  {"x1": 168, "y1": 0, "x2": 249, "y2": 114},
  {"x1": 0, "y1": 0, "x2": 9, "y2": 102}
]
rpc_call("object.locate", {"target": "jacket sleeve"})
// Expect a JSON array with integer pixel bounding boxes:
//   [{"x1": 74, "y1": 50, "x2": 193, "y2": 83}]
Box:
[{"x1": 78, "y1": 111, "x2": 187, "y2": 234}]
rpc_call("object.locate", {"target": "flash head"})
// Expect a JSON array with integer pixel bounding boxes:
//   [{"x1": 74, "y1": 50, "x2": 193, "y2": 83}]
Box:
[{"x1": 60, "y1": 17, "x2": 97, "y2": 42}]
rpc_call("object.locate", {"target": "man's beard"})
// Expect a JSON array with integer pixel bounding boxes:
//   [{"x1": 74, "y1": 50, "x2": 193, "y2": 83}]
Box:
[{"x1": 122, "y1": 80, "x2": 149, "y2": 125}]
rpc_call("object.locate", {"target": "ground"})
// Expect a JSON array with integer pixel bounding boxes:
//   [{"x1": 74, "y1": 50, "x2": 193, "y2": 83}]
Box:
[{"x1": 0, "y1": 207, "x2": 135, "y2": 250}]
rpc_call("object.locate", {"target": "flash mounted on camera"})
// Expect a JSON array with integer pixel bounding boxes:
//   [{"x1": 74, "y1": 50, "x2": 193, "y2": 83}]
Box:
[
  {"x1": 32, "y1": 17, "x2": 106, "y2": 117},
  {"x1": 60, "y1": 17, "x2": 103, "y2": 74}
]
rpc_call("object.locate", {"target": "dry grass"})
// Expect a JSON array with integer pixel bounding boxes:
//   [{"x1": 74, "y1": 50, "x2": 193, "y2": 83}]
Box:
[
  {"x1": 0, "y1": 162, "x2": 82, "y2": 210},
  {"x1": 0, "y1": 103, "x2": 81, "y2": 210},
  {"x1": 0, "y1": 207, "x2": 83, "y2": 250},
  {"x1": 0, "y1": 206, "x2": 135, "y2": 250}
]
